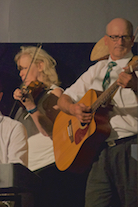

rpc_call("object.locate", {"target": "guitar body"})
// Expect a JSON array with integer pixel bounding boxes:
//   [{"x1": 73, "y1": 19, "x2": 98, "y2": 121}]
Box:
[{"x1": 53, "y1": 89, "x2": 111, "y2": 173}]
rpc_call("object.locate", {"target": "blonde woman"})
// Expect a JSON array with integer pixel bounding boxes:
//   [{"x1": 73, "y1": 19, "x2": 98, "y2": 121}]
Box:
[{"x1": 13, "y1": 46, "x2": 65, "y2": 206}]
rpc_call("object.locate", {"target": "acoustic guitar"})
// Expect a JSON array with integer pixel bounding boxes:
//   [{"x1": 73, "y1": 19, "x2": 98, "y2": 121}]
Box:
[{"x1": 53, "y1": 57, "x2": 138, "y2": 173}]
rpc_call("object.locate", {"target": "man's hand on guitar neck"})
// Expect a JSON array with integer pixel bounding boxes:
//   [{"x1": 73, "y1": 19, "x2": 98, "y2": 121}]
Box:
[{"x1": 117, "y1": 70, "x2": 138, "y2": 95}]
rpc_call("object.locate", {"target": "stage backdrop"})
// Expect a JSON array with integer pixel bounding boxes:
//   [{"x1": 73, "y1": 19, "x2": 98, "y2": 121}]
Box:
[{"x1": 0, "y1": 0, "x2": 138, "y2": 43}]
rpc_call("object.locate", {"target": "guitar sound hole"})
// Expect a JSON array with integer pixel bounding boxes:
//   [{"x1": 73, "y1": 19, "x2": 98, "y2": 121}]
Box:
[{"x1": 81, "y1": 123, "x2": 86, "y2": 127}]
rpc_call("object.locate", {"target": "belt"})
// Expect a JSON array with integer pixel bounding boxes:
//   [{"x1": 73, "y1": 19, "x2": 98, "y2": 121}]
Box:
[{"x1": 107, "y1": 135, "x2": 137, "y2": 147}]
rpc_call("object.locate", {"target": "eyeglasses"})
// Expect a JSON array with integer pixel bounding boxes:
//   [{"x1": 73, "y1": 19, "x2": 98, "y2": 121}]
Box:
[{"x1": 106, "y1": 34, "x2": 132, "y2": 42}]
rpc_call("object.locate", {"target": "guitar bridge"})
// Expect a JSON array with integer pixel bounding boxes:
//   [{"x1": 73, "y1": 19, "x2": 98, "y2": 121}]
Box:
[{"x1": 67, "y1": 120, "x2": 74, "y2": 143}]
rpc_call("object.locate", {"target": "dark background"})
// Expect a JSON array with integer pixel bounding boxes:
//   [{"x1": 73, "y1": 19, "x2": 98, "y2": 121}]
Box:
[{"x1": 0, "y1": 43, "x2": 137, "y2": 116}]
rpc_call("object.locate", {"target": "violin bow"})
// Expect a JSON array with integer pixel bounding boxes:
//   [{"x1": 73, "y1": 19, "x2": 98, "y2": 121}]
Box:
[
  {"x1": 21, "y1": 43, "x2": 42, "y2": 88},
  {"x1": 9, "y1": 43, "x2": 42, "y2": 117}
]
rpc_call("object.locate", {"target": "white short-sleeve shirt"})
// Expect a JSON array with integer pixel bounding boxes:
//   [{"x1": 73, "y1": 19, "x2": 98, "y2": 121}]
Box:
[
  {"x1": 0, "y1": 112, "x2": 28, "y2": 166},
  {"x1": 64, "y1": 52, "x2": 138, "y2": 140}
]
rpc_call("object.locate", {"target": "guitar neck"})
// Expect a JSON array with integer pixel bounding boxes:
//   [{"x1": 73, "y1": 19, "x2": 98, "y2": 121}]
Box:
[
  {"x1": 91, "y1": 57, "x2": 138, "y2": 112},
  {"x1": 91, "y1": 81, "x2": 118, "y2": 112}
]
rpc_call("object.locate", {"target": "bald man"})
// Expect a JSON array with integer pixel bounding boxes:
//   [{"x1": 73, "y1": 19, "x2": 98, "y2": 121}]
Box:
[{"x1": 58, "y1": 18, "x2": 138, "y2": 206}]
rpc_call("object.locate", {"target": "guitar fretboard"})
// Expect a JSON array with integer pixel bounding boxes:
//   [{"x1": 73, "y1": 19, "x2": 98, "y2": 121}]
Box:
[
  {"x1": 91, "y1": 57, "x2": 138, "y2": 113},
  {"x1": 91, "y1": 81, "x2": 118, "y2": 112}
]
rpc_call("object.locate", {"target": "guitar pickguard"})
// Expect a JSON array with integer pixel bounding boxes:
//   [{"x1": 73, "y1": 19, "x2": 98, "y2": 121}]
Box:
[{"x1": 75, "y1": 124, "x2": 89, "y2": 144}]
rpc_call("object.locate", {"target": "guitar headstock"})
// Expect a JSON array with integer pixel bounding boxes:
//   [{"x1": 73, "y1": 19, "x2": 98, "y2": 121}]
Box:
[{"x1": 126, "y1": 56, "x2": 138, "y2": 73}]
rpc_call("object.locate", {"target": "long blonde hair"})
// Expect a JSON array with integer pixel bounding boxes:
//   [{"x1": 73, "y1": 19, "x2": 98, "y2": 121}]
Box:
[{"x1": 14, "y1": 46, "x2": 60, "y2": 87}]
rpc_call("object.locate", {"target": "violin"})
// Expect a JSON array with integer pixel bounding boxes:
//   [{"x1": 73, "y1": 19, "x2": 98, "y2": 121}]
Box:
[{"x1": 21, "y1": 80, "x2": 47, "y2": 102}]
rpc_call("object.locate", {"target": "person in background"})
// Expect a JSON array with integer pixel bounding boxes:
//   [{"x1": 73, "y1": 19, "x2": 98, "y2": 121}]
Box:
[
  {"x1": 0, "y1": 77, "x2": 28, "y2": 207},
  {"x1": 0, "y1": 77, "x2": 28, "y2": 166},
  {"x1": 13, "y1": 46, "x2": 88, "y2": 207},
  {"x1": 57, "y1": 18, "x2": 138, "y2": 207}
]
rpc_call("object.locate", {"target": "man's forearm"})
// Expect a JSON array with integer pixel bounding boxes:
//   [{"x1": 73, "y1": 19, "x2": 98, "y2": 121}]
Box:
[{"x1": 57, "y1": 94, "x2": 74, "y2": 115}]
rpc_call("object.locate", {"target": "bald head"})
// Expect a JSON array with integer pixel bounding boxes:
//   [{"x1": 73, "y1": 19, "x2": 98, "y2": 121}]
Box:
[
  {"x1": 106, "y1": 18, "x2": 133, "y2": 37},
  {"x1": 104, "y1": 18, "x2": 134, "y2": 60}
]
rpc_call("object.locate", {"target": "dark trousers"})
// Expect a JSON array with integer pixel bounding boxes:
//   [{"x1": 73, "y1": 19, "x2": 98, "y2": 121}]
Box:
[
  {"x1": 85, "y1": 135, "x2": 138, "y2": 207},
  {"x1": 34, "y1": 163, "x2": 89, "y2": 207}
]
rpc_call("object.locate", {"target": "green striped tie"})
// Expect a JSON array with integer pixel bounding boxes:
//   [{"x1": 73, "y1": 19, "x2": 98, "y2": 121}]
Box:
[{"x1": 102, "y1": 61, "x2": 117, "y2": 90}]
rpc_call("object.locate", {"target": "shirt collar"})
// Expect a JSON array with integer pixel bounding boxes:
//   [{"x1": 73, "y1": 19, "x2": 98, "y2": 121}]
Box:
[
  {"x1": 108, "y1": 51, "x2": 133, "y2": 69},
  {"x1": 0, "y1": 111, "x2": 4, "y2": 122}
]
